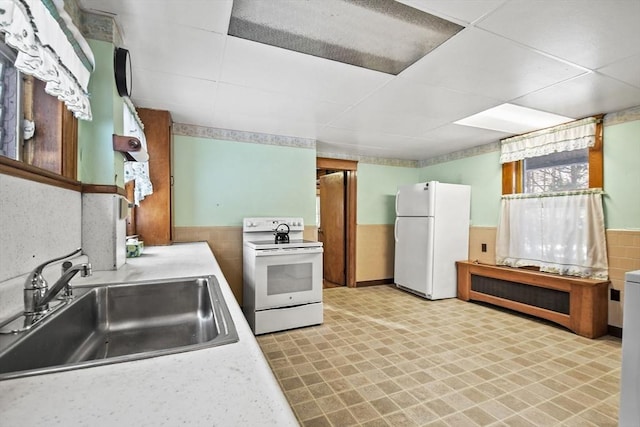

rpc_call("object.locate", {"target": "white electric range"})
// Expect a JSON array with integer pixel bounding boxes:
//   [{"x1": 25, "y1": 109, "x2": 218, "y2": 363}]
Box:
[{"x1": 242, "y1": 217, "x2": 323, "y2": 335}]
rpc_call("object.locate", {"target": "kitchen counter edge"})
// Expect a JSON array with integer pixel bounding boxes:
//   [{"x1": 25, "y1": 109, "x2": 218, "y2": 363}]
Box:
[{"x1": 0, "y1": 242, "x2": 298, "y2": 427}]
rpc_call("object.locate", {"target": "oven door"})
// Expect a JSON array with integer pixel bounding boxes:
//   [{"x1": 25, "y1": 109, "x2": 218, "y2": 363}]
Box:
[{"x1": 253, "y1": 247, "x2": 323, "y2": 310}]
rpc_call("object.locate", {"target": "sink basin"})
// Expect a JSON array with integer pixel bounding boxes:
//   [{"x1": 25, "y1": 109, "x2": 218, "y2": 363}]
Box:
[{"x1": 0, "y1": 275, "x2": 238, "y2": 380}]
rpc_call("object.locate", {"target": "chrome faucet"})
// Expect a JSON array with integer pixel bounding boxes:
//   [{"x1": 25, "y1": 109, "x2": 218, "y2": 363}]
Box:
[{"x1": 23, "y1": 248, "x2": 92, "y2": 315}]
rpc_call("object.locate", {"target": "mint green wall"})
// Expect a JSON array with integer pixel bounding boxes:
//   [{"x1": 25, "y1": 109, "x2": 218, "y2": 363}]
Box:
[
  {"x1": 78, "y1": 39, "x2": 125, "y2": 186},
  {"x1": 419, "y1": 151, "x2": 502, "y2": 227},
  {"x1": 603, "y1": 120, "x2": 640, "y2": 230},
  {"x1": 357, "y1": 163, "x2": 419, "y2": 225},
  {"x1": 112, "y1": 91, "x2": 125, "y2": 188},
  {"x1": 173, "y1": 136, "x2": 316, "y2": 226}
]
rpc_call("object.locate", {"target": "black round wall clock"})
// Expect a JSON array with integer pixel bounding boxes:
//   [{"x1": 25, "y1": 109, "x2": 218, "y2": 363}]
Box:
[{"x1": 114, "y1": 47, "x2": 132, "y2": 97}]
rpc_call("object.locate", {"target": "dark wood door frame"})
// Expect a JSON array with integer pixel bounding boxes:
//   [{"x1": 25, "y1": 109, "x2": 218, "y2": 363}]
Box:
[{"x1": 317, "y1": 157, "x2": 357, "y2": 288}]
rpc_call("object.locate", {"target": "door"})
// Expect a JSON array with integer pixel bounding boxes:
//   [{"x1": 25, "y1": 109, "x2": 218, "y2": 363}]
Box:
[
  {"x1": 319, "y1": 172, "x2": 346, "y2": 285},
  {"x1": 394, "y1": 216, "x2": 435, "y2": 297}
]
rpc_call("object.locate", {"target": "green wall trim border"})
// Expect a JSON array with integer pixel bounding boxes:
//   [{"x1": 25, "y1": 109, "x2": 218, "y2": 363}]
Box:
[
  {"x1": 80, "y1": 11, "x2": 122, "y2": 45},
  {"x1": 316, "y1": 151, "x2": 418, "y2": 168},
  {"x1": 419, "y1": 142, "x2": 500, "y2": 168},
  {"x1": 173, "y1": 123, "x2": 315, "y2": 149},
  {"x1": 604, "y1": 105, "x2": 640, "y2": 126}
]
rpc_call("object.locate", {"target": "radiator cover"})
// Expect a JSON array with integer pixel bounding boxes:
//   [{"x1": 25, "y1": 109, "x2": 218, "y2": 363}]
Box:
[{"x1": 471, "y1": 274, "x2": 570, "y2": 314}]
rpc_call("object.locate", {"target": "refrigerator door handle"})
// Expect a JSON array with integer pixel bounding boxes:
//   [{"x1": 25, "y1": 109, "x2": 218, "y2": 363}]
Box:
[
  {"x1": 394, "y1": 218, "x2": 399, "y2": 242},
  {"x1": 395, "y1": 190, "x2": 400, "y2": 215}
]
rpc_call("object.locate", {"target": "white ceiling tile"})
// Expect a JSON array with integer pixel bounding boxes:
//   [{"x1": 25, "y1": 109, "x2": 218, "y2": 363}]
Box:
[
  {"x1": 134, "y1": 97, "x2": 217, "y2": 127},
  {"x1": 329, "y1": 79, "x2": 501, "y2": 136},
  {"x1": 512, "y1": 72, "x2": 640, "y2": 119},
  {"x1": 598, "y1": 53, "x2": 640, "y2": 89},
  {"x1": 79, "y1": 0, "x2": 233, "y2": 34},
  {"x1": 316, "y1": 125, "x2": 454, "y2": 161},
  {"x1": 317, "y1": 126, "x2": 436, "y2": 149},
  {"x1": 401, "y1": 27, "x2": 588, "y2": 101},
  {"x1": 220, "y1": 36, "x2": 392, "y2": 105},
  {"x1": 422, "y1": 124, "x2": 510, "y2": 150},
  {"x1": 131, "y1": 70, "x2": 216, "y2": 108},
  {"x1": 212, "y1": 84, "x2": 347, "y2": 138},
  {"x1": 477, "y1": 0, "x2": 640, "y2": 70},
  {"x1": 396, "y1": 0, "x2": 506, "y2": 25},
  {"x1": 117, "y1": 15, "x2": 226, "y2": 81}
]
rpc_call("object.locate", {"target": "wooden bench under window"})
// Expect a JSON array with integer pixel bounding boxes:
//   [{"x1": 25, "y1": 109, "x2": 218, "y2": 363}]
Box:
[{"x1": 456, "y1": 261, "x2": 609, "y2": 338}]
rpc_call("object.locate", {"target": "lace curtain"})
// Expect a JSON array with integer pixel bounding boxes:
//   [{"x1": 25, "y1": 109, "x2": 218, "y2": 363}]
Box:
[
  {"x1": 123, "y1": 104, "x2": 152, "y2": 205},
  {"x1": 0, "y1": 0, "x2": 94, "y2": 120},
  {"x1": 496, "y1": 189, "x2": 608, "y2": 279},
  {"x1": 500, "y1": 117, "x2": 597, "y2": 163},
  {"x1": 124, "y1": 162, "x2": 153, "y2": 206}
]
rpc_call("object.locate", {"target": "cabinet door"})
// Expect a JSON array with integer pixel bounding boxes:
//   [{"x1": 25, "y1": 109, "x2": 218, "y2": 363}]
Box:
[{"x1": 135, "y1": 108, "x2": 172, "y2": 245}]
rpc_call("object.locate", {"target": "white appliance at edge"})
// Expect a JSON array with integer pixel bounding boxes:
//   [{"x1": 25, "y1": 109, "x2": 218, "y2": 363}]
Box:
[
  {"x1": 394, "y1": 181, "x2": 471, "y2": 299},
  {"x1": 619, "y1": 270, "x2": 640, "y2": 425}
]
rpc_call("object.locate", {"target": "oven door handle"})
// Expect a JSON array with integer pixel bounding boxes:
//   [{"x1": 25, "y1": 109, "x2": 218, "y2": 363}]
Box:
[{"x1": 255, "y1": 247, "x2": 323, "y2": 256}]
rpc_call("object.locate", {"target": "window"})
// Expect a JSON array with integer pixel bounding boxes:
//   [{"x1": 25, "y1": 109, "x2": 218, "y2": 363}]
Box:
[
  {"x1": 0, "y1": 41, "x2": 78, "y2": 183},
  {"x1": 497, "y1": 117, "x2": 607, "y2": 279},
  {"x1": 523, "y1": 148, "x2": 589, "y2": 193},
  {"x1": 502, "y1": 117, "x2": 603, "y2": 194},
  {"x1": 0, "y1": 43, "x2": 19, "y2": 159}
]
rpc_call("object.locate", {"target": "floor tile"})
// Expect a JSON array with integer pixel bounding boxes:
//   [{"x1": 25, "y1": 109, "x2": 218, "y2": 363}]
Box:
[{"x1": 256, "y1": 285, "x2": 622, "y2": 425}]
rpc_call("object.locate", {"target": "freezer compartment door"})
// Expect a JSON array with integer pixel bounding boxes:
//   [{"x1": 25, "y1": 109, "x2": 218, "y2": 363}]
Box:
[
  {"x1": 396, "y1": 182, "x2": 436, "y2": 216},
  {"x1": 394, "y1": 217, "x2": 435, "y2": 297}
]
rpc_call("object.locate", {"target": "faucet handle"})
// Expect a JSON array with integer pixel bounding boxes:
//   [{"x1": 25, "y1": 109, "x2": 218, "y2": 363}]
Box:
[
  {"x1": 25, "y1": 248, "x2": 83, "y2": 290},
  {"x1": 32, "y1": 248, "x2": 82, "y2": 276}
]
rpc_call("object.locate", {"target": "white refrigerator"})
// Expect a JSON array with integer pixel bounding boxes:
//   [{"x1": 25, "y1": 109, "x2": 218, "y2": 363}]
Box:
[{"x1": 394, "y1": 181, "x2": 471, "y2": 299}]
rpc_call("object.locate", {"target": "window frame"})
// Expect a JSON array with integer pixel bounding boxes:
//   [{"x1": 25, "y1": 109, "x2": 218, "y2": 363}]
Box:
[
  {"x1": 502, "y1": 116, "x2": 604, "y2": 195},
  {"x1": 0, "y1": 58, "x2": 80, "y2": 191}
]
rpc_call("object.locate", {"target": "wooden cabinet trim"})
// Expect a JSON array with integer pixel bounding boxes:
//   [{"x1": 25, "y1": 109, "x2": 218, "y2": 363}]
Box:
[
  {"x1": 0, "y1": 156, "x2": 81, "y2": 191},
  {"x1": 81, "y1": 184, "x2": 126, "y2": 197},
  {"x1": 317, "y1": 157, "x2": 358, "y2": 171}
]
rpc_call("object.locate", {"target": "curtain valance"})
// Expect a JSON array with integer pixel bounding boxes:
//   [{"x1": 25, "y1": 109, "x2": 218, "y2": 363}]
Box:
[
  {"x1": 499, "y1": 117, "x2": 597, "y2": 164},
  {"x1": 0, "y1": 0, "x2": 94, "y2": 120}
]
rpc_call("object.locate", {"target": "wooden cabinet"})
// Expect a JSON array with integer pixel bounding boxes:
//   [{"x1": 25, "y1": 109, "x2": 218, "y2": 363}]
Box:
[
  {"x1": 456, "y1": 261, "x2": 609, "y2": 338},
  {"x1": 135, "y1": 108, "x2": 172, "y2": 245}
]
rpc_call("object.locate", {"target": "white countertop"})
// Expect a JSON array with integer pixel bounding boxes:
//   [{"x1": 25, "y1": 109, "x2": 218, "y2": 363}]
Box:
[{"x1": 0, "y1": 242, "x2": 298, "y2": 426}]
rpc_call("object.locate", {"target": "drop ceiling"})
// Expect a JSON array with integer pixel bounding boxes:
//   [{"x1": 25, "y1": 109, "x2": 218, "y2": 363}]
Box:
[{"x1": 77, "y1": 0, "x2": 640, "y2": 162}]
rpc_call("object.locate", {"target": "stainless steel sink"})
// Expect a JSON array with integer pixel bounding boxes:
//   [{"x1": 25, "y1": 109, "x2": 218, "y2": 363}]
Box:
[{"x1": 0, "y1": 275, "x2": 238, "y2": 380}]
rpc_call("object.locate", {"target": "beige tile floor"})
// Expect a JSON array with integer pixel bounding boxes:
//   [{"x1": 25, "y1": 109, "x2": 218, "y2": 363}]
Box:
[{"x1": 256, "y1": 285, "x2": 621, "y2": 427}]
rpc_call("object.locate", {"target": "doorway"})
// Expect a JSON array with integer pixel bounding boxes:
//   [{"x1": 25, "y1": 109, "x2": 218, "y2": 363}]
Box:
[{"x1": 316, "y1": 157, "x2": 357, "y2": 288}]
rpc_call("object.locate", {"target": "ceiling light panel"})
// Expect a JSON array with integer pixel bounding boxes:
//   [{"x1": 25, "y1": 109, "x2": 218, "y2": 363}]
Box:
[
  {"x1": 454, "y1": 104, "x2": 574, "y2": 134},
  {"x1": 228, "y1": 0, "x2": 463, "y2": 75}
]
